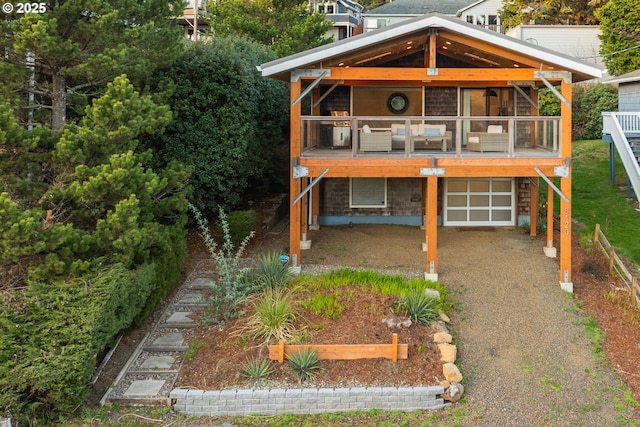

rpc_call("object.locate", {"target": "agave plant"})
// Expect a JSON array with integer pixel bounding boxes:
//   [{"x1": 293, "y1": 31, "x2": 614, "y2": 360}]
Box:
[{"x1": 287, "y1": 348, "x2": 323, "y2": 382}]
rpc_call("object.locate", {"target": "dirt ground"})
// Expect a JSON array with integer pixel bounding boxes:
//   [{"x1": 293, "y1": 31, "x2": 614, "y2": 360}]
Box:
[{"x1": 87, "y1": 217, "x2": 640, "y2": 424}]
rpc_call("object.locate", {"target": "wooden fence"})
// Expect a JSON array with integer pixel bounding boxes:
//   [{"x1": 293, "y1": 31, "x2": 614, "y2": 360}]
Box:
[
  {"x1": 593, "y1": 224, "x2": 640, "y2": 307},
  {"x1": 268, "y1": 333, "x2": 408, "y2": 363}
]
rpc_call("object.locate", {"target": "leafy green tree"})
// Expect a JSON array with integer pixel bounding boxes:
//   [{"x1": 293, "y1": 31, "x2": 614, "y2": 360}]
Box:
[
  {"x1": 596, "y1": 0, "x2": 640, "y2": 75},
  {"x1": 207, "y1": 0, "x2": 333, "y2": 56},
  {"x1": 146, "y1": 38, "x2": 288, "y2": 215},
  {"x1": 500, "y1": 0, "x2": 600, "y2": 28},
  {"x1": 4, "y1": 0, "x2": 185, "y2": 132}
]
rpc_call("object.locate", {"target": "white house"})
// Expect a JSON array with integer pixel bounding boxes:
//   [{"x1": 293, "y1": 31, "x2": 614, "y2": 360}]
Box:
[
  {"x1": 506, "y1": 25, "x2": 603, "y2": 70},
  {"x1": 456, "y1": 0, "x2": 505, "y2": 33}
]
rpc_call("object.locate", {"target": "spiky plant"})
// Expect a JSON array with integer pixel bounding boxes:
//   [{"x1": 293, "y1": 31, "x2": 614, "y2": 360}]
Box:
[
  {"x1": 398, "y1": 290, "x2": 440, "y2": 325},
  {"x1": 287, "y1": 348, "x2": 323, "y2": 382}
]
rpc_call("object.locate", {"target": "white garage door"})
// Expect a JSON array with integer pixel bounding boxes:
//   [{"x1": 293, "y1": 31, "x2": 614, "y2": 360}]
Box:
[{"x1": 444, "y1": 178, "x2": 515, "y2": 226}]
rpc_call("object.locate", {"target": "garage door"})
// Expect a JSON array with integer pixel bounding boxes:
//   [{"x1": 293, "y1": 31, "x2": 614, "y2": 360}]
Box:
[{"x1": 444, "y1": 178, "x2": 515, "y2": 226}]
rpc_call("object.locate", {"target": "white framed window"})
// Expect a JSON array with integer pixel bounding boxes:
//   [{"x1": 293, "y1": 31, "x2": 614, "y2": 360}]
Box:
[{"x1": 350, "y1": 178, "x2": 387, "y2": 208}]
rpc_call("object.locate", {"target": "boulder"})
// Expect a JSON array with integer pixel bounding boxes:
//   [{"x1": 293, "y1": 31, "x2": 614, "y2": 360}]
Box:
[
  {"x1": 441, "y1": 382, "x2": 464, "y2": 403},
  {"x1": 438, "y1": 343, "x2": 457, "y2": 363},
  {"x1": 443, "y1": 362, "x2": 463, "y2": 382},
  {"x1": 433, "y1": 331, "x2": 452, "y2": 344},
  {"x1": 439, "y1": 311, "x2": 450, "y2": 323},
  {"x1": 382, "y1": 317, "x2": 412, "y2": 329}
]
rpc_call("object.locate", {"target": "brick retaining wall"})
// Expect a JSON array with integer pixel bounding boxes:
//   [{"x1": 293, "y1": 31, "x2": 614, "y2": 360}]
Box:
[{"x1": 170, "y1": 386, "x2": 447, "y2": 417}]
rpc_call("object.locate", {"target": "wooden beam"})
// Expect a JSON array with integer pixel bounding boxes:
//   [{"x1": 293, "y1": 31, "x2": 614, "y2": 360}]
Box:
[
  {"x1": 428, "y1": 31, "x2": 437, "y2": 68},
  {"x1": 305, "y1": 67, "x2": 558, "y2": 83}
]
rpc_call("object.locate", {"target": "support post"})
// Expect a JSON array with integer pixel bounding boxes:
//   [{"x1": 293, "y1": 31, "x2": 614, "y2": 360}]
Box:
[
  {"x1": 544, "y1": 176, "x2": 556, "y2": 258},
  {"x1": 425, "y1": 176, "x2": 438, "y2": 281},
  {"x1": 290, "y1": 80, "x2": 302, "y2": 272},
  {"x1": 530, "y1": 177, "x2": 539, "y2": 237},
  {"x1": 310, "y1": 178, "x2": 320, "y2": 230},
  {"x1": 300, "y1": 177, "x2": 310, "y2": 249},
  {"x1": 559, "y1": 79, "x2": 573, "y2": 292}
]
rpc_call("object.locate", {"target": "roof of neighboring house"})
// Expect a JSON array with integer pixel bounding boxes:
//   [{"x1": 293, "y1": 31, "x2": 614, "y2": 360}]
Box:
[
  {"x1": 259, "y1": 13, "x2": 603, "y2": 82},
  {"x1": 366, "y1": 0, "x2": 475, "y2": 15},
  {"x1": 604, "y1": 69, "x2": 640, "y2": 85},
  {"x1": 456, "y1": 0, "x2": 490, "y2": 15}
]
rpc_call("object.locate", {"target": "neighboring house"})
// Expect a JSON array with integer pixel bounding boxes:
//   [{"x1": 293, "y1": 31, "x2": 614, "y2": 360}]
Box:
[
  {"x1": 363, "y1": 0, "x2": 497, "y2": 33},
  {"x1": 258, "y1": 13, "x2": 602, "y2": 291},
  {"x1": 310, "y1": 0, "x2": 365, "y2": 40},
  {"x1": 456, "y1": 0, "x2": 505, "y2": 33},
  {"x1": 602, "y1": 70, "x2": 640, "y2": 207},
  {"x1": 506, "y1": 25, "x2": 603, "y2": 70},
  {"x1": 179, "y1": 0, "x2": 209, "y2": 41}
]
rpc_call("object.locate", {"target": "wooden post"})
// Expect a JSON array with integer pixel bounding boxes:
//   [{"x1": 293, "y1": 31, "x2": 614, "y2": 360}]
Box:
[
  {"x1": 609, "y1": 247, "x2": 615, "y2": 274},
  {"x1": 594, "y1": 223, "x2": 600, "y2": 248},
  {"x1": 633, "y1": 277, "x2": 638, "y2": 308},
  {"x1": 391, "y1": 333, "x2": 398, "y2": 363},
  {"x1": 425, "y1": 176, "x2": 438, "y2": 280},
  {"x1": 530, "y1": 177, "x2": 539, "y2": 237},
  {"x1": 290, "y1": 79, "x2": 302, "y2": 269},
  {"x1": 277, "y1": 340, "x2": 284, "y2": 363},
  {"x1": 547, "y1": 184, "x2": 554, "y2": 249},
  {"x1": 559, "y1": 78, "x2": 573, "y2": 290}
]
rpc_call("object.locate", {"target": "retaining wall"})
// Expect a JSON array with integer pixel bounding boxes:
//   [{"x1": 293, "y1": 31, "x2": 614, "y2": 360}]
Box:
[{"x1": 170, "y1": 386, "x2": 447, "y2": 417}]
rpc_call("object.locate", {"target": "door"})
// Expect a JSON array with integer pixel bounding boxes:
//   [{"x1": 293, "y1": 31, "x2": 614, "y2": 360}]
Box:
[{"x1": 444, "y1": 178, "x2": 515, "y2": 226}]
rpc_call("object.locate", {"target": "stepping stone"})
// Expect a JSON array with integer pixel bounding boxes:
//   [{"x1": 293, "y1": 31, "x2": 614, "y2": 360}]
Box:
[
  {"x1": 189, "y1": 278, "x2": 214, "y2": 289},
  {"x1": 177, "y1": 292, "x2": 204, "y2": 305},
  {"x1": 152, "y1": 332, "x2": 184, "y2": 347},
  {"x1": 166, "y1": 312, "x2": 194, "y2": 324},
  {"x1": 140, "y1": 355, "x2": 175, "y2": 370},
  {"x1": 123, "y1": 380, "x2": 165, "y2": 397}
]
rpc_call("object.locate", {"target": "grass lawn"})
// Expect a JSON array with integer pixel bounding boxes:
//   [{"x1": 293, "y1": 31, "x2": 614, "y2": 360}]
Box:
[{"x1": 571, "y1": 139, "x2": 640, "y2": 265}]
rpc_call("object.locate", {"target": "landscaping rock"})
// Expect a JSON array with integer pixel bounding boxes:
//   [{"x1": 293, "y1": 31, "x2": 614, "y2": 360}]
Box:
[
  {"x1": 433, "y1": 331, "x2": 452, "y2": 344},
  {"x1": 432, "y1": 321, "x2": 450, "y2": 334},
  {"x1": 424, "y1": 288, "x2": 441, "y2": 300},
  {"x1": 439, "y1": 311, "x2": 450, "y2": 323},
  {"x1": 439, "y1": 380, "x2": 450, "y2": 389},
  {"x1": 382, "y1": 317, "x2": 412, "y2": 329},
  {"x1": 442, "y1": 381, "x2": 464, "y2": 403},
  {"x1": 443, "y1": 362, "x2": 463, "y2": 382},
  {"x1": 438, "y1": 343, "x2": 457, "y2": 363}
]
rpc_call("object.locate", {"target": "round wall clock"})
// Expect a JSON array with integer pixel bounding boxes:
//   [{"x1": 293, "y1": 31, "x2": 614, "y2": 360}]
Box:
[{"x1": 387, "y1": 92, "x2": 409, "y2": 114}]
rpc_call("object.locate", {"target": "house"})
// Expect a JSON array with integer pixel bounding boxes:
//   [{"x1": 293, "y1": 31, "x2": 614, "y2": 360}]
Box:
[
  {"x1": 602, "y1": 70, "x2": 640, "y2": 207},
  {"x1": 309, "y1": 0, "x2": 365, "y2": 40},
  {"x1": 456, "y1": 0, "x2": 506, "y2": 33},
  {"x1": 506, "y1": 25, "x2": 603, "y2": 70},
  {"x1": 179, "y1": 0, "x2": 208, "y2": 41},
  {"x1": 363, "y1": 0, "x2": 500, "y2": 33},
  {"x1": 258, "y1": 13, "x2": 602, "y2": 291}
]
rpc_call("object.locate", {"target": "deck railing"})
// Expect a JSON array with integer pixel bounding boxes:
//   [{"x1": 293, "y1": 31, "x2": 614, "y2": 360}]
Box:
[{"x1": 300, "y1": 115, "x2": 562, "y2": 158}]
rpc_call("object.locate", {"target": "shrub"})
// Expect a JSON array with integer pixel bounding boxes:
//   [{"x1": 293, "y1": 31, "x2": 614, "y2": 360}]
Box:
[
  {"x1": 398, "y1": 290, "x2": 440, "y2": 325},
  {"x1": 287, "y1": 348, "x2": 323, "y2": 382},
  {"x1": 191, "y1": 204, "x2": 255, "y2": 324},
  {"x1": 242, "y1": 357, "x2": 274, "y2": 381},
  {"x1": 252, "y1": 251, "x2": 295, "y2": 289},
  {"x1": 245, "y1": 287, "x2": 298, "y2": 344},
  {"x1": 227, "y1": 210, "x2": 257, "y2": 247}
]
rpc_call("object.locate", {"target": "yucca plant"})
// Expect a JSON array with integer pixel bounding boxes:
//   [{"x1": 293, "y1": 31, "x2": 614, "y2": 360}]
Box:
[
  {"x1": 252, "y1": 251, "x2": 295, "y2": 289},
  {"x1": 241, "y1": 357, "x2": 274, "y2": 381},
  {"x1": 398, "y1": 290, "x2": 440, "y2": 325},
  {"x1": 246, "y1": 287, "x2": 298, "y2": 344},
  {"x1": 287, "y1": 348, "x2": 323, "y2": 382}
]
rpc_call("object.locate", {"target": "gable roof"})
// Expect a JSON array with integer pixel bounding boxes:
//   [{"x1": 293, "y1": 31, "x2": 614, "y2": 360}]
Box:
[
  {"x1": 604, "y1": 69, "x2": 640, "y2": 85},
  {"x1": 366, "y1": 0, "x2": 475, "y2": 15},
  {"x1": 259, "y1": 13, "x2": 603, "y2": 83}
]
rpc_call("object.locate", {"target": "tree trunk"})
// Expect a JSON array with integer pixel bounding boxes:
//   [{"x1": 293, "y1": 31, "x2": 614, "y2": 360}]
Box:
[{"x1": 51, "y1": 73, "x2": 66, "y2": 133}]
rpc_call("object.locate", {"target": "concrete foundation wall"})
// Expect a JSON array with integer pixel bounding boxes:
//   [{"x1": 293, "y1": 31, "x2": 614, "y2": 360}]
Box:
[{"x1": 170, "y1": 386, "x2": 447, "y2": 417}]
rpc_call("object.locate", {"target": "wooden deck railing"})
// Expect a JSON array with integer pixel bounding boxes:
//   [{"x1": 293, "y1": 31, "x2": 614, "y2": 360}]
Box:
[{"x1": 593, "y1": 224, "x2": 639, "y2": 307}]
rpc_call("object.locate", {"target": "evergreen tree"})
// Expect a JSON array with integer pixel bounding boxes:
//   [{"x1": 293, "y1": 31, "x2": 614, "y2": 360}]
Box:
[{"x1": 3, "y1": 0, "x2": 185, "y2": 132}]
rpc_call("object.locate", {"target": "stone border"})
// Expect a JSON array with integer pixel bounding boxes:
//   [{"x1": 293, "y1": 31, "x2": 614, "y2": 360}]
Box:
[{"x1": 170, "y1": 386, "x2": 447, "y2": 417}]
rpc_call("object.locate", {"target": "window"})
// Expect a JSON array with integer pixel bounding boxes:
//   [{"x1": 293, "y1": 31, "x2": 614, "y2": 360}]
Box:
[
  {"x1": 466, "y1": 16, "x2": 474, "y2": 24},
  {"x1": 350, "y1": 178, "x2": 387, "y2": 208},
  {"x1": 327, "y1": 5, "x2": 334, "y2": 13}
]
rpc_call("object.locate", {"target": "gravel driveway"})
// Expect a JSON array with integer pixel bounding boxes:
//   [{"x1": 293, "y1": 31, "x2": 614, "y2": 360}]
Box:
[{"x1": 288, "y1": 225, "x2": 635, "y2": 426}]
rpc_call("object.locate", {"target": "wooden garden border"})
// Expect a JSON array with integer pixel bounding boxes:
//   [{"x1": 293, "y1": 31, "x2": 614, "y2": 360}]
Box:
[
  {"x1": 593, "y1": 224, "x2": 640, "y2": 307},
  {"x1": 268, "y1": 333, "x2": 408, "y2": 363}
]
